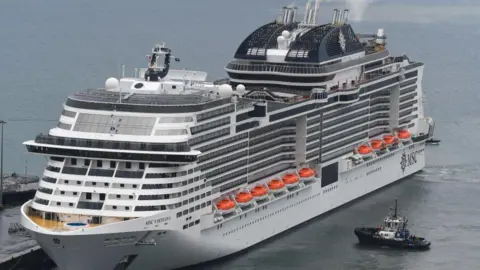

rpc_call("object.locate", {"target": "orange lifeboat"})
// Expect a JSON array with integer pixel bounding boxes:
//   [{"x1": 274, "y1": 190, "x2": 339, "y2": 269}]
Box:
[
  {"x1": 216, "y1": 199, "x2": 236, "y2": 212},
  {"x1": 357, "y1": 144, "x2": 373, "y2": 155},
  {"x1": 251, "y1": 186, "x2": 268, "y2": 197},
  {"x1": 268, "y1": 179, "x2": 285, "y2": 192},
  {"x1": 397, "y1": 130, "x2": 411, "y2": 140},
  {"x1": 235, "y1": 191, "x2": 253, "y2": 204},
  {"x1": 383, "y1": 135, "x2": 395, "y2": 145},
  {"x1": 299, "y1": 168, "x2": 315, "y2": 178},
  {"x1": 370, "y1": 139, "x2": 385, "y2": 150},
  {"x1": 283, "y1": 173, "x2": 300, "y2": 187}
]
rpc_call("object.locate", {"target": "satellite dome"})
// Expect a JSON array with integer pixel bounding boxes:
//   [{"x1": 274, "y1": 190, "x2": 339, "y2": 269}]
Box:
[
  {"x1": 277, "y1": 35, "x2": 285, "y2": 43},
  {"x1": 236, "y1": 84, "x2": 246, "y2": 93},
  {"x1": 218, "y1": 84, "x2": 233, "y2": 97},
  {"x1": 105, "y1": 77, "x2": 119, "y2": 90},
  {"x1": 281, "y1": 30, "x2": 291, "y2": 39}
]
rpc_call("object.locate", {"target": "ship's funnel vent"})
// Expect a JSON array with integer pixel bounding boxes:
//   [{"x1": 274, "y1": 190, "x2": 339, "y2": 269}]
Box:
[
  {"x1": 332, "y1": 9, "x2": 339, "y2": 25},
  {"x1": 283, "y1": 4, "x2": 297, "y2": 25},
  {"x1": 342, "y1": 9, "x2": 349, "y2": 24}
]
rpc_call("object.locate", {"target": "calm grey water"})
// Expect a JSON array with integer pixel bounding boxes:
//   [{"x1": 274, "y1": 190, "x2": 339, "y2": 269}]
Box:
[{"x1": 1, "y1": 0, "x2": 479, "y2": 269}]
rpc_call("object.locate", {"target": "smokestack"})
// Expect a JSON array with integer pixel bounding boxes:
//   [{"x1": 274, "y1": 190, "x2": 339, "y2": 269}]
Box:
[
  {"x1": 310, "y1": 0, "x2": 321, "y2": 25},
  {"x1": 343, "y1": 9, "x2": 349, "y2": 24},
  {"x1": 304, "y1": 0, "x2": 312, "y2": 24},
  {"x1": 332, "y1": 9, "x2": 339, "y2": 25},
  {"x1": 283, "y1": 5, "x2": 296, "y2": 25},
  {"x1": 338, "y1": 10, "x2": 345, "y2": 25}
]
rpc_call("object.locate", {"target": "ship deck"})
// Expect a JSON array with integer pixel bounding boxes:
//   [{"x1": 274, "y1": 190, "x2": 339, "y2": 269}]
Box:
[{"x1": 28, "y1": 214, "x2": 100, "y2": 231}]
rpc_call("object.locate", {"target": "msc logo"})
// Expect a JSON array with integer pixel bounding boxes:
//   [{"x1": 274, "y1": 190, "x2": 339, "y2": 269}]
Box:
[{"x1": 400, "y1": 151, "x2": 417, "y2": 173}]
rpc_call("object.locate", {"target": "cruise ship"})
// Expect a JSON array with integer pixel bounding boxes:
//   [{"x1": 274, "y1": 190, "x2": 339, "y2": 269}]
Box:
[{"x1": 20, "y1": 2, "x2": 435, "y2": 270}]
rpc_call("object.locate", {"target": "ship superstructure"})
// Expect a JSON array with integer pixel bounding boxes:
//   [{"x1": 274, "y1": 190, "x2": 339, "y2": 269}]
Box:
[{"x1": 21, "y1": 2, "x2": 434, "y2": 270}]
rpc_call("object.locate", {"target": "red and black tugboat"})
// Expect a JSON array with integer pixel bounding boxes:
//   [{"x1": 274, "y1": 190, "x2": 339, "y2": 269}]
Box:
[{"x1": 354, "y1": 199, "x2": 431, "y2": 250}]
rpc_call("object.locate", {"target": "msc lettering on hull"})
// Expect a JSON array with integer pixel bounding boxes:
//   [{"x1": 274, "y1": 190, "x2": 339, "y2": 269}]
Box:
[
  {"x1": 145, "y1": 217, "x2": 171, "y2": 226},
  {"x1": 400, "y1": 151, "x2": 418, "y2": 173}
]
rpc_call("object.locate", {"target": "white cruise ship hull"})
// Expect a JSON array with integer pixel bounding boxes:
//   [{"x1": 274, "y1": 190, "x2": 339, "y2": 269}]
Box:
[{"x1": 21, "y1": 142, "x2": 426, "y2": 270}]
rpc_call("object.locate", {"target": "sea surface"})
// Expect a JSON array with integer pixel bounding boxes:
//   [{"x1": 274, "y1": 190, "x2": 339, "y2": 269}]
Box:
[{"x1": 0, "y1": 0, "x2": 479, "y2": 269}]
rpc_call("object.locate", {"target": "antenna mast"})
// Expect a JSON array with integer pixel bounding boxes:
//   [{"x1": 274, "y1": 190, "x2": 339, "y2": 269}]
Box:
[{"x1": 394, "y1": 199, "x2": 398, "y2": 218}]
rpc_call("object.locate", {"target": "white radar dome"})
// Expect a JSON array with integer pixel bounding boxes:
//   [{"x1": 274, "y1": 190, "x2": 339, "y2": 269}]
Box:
[
  {"x1": 277, "y1": 35, "x2": 285, "y2": 43},
  {"x1": 218, "y1": 84, "x2": 233, "y2": 97},
  {"x1": 281, "y1": 30, "x2": 291, "y2": 39},
  {"x1": 236, "y1": 84, "x2": 246, "y2": 93},
  {"x1": 105, "y1": 77, "x2": 119, "y2": 90}
]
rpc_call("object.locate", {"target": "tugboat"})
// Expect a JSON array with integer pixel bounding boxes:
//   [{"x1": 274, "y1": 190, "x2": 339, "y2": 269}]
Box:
[
  {"x1": 354, "y1": 199, "x2": 431, "y2": 250},
  {"x1": 426, "y1": 138, "x2": 441, "y2": 145}
]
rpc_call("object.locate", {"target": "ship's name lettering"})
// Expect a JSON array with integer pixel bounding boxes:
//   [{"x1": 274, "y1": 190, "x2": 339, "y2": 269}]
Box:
[{"x1": 145, "y1": 217, "x2": 171, "y2": 225}]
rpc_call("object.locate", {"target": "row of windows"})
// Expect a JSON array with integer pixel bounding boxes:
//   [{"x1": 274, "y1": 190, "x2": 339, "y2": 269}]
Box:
[
  {"x1": 323, "y1": 124, "x2": 369, "y2": 146},
  {"x1": 219, "y1": 177, "x2": 247, "y2": 192},
  {"x1": 249, "y1": 146, "x2": 294, "y2": 165},
  {"x1": 198, "y1": 141, "x2": 248, "y2": 163},
  {"x1": 366, "y1": 166, "x2": 382, "y2": 176},
  {"x1": 178, "y1": 201, "x2": 212, "y2": 219},
  {"x1": 61, "y1": 109, "x2": 77, "y2": 118},
  {"x1": 323, "y1": 100, "x2": 369, "y2": 121},
  {"x1": 248, "y1": 163, "x2": 293, "y2": 184},
  {"x1": 182, "y1": 219, "x2": 201, "y2": 230},
  {"x1": 370, "y1": 97, "x2": 390, "y2": 106},
  {"x1": 57, "y1": 122, "x2": 72, "y2": 130},
  {"x1": 306, "y1": 149, "x2": 319, "y2": 160},
  {"x1": 28, "y1": 146, "x2": 197, "y2": 163},
  {"x1": 36, "y1": 134, "x2": 190, "y2": 152},
  {"x1": 189, "y1": 128, "x2": 230, "y2": 146},
  {"x1": 200, "y1": 150, "x2": 248, "y2": 172},
  {"x1": 142, "y1": 176, "x2": 201, "y2": 189},
  {"x1": 211, "y1": 168, "x2": 248, "y2": 186},
  {"x1": 321, "y1": 145, "x2": 353, "y2": 163},
  {"x1": 196, "y1": 133, "x2": 248, "y2": 153},
  {"x1": 400, "y1": 85, "x2": 417, "y2": 96},
  {"x1": 249, "y1": 137, "x2": 295, "y2": 156},
  {"x1": 249, "y1": 128, "x2": 295, "y2": 147},
  {"x1": 206, "y1": 159, "x2": 248, "y2": 180},
  {"x1": 190, "y1": 117, "x2": 230, "y2": 135},
  {"x1": 323, "y1": 109, "x2": 369, "y2": 130},
  {"x1": 196, "y1": 105, "x2": 235, "y2": 122},
  {"x1": 249, "y1": 154, "x2": 295, "y2": 174},
  {"x1": 399, "y1": 100, "x2": 417, "y2": 111},
  {"x1": 250, "y1": 120, "x2": 296, "y2": 138},
  {"x1": 400, "y1": 92, "x2": 417, "y2": 103},
  {"x1": 322, "y1": 132, "x2": 367, "y2": 154}
]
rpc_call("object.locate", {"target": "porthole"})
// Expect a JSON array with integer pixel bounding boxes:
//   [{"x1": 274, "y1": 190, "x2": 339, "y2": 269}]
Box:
[{"x1": 134, "y1": 83, "x2": 144, "y2": 89}]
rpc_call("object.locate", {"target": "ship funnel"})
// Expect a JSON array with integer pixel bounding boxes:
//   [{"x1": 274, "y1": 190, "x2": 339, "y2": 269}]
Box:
[
  {"x1": 304, "y1": 0, "x2": 312, "y2": 24},
  {"x1": 342, "y1": 9, "x2": 349, "y2": 24},
  {"x1": 332, "y1": 9, "x2": 339, "y2": 25},
  {"x1": 338, "y1": 9, "x2": 345, "y2": 25},
  {"x1": 283, "y1": 4, "x2": 297, "y2": 25}
]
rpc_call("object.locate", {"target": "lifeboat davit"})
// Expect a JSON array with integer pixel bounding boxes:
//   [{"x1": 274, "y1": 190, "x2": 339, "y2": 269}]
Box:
[
  {"x1": 357, "y1": 144, "x2": 373, "y2": 155},
  {"x1": 299, "y1": 168, "x2": 315, "y2": 179},
  {"x1": 282, "y1": 173, "x2": 300, "y2": 188},
  {"x1": 250, "y1": 185, "x2": 269, "y2": 201},
  {"x1": 216, "y1": 199, "x2": 236, "y2": 214},
  {"x1": 397, "y1": 130, "x2": 411, "y2": 140},
  {"x1": 268, "y1": 179, "x2": 286, "y2": 193},
  {"x1": 235, "y1": 191, "x2": 254, "y2": 206}
]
